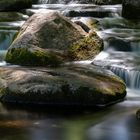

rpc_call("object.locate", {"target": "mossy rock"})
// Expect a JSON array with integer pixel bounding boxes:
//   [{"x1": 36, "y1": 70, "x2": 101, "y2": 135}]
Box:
[
  {"x1": 6, "y1": 47, "x2": 62, "y2": 66},
  {"x1": 0, "y1": 64, "x2": 126, "y2": 106},
  {"x1": 68, "y1": 31, "x2": 103, "y2": 60},
  {"x1": 5, "y1": 11, "x2": 103, "y2": 66}
]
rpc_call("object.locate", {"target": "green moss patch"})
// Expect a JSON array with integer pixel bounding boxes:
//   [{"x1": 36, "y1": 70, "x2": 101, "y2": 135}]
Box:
[
  {"x1": 68, "y1": 32, "x2": 103, "y2": 60},
  {"x1": 5, "y1": 47, "x2": 62, "y2": 67}
]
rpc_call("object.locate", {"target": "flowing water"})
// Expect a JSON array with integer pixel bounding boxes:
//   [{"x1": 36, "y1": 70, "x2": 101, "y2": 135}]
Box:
[
  {"x1": 93, "y1": 18, "x2": 140, "y2": 89},
  {"x1": 0, "y1": 2, "x2": 140, "y2": 140}
]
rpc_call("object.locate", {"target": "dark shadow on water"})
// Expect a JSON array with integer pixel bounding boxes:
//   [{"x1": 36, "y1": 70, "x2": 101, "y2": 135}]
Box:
[
  {"x1": 2, "y1": 102, "x2": 108, "y2": 117},
  {"x1": 0, "y1": 102, "x2": 113, "y2": 140}
]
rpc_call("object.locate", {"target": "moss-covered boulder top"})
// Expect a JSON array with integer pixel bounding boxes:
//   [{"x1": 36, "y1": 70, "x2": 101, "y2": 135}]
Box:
[
  {"x1": 0, "y1": 64, "x2": 126, "y2": 106},
  {"x1": 5, "y1": 11, "x2": 103, "y2": 66},
  {"x1": 0, "y1": 0, "x2": 32, "y2": 11}
]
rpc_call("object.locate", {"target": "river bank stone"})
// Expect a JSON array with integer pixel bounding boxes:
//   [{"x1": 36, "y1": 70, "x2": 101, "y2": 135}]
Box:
[
  {"x1": 122, "y1": 0, "x2": 140, "y2": 19},
  {"x1": 5, "y1": 11, "x2": 103, "y2": 66},
  {"x1": 0, "y1": 64, "x2": 126, "y2": 107},
  {"x1": 0, "y1": 0, "x2": 32, "y2": 12}
]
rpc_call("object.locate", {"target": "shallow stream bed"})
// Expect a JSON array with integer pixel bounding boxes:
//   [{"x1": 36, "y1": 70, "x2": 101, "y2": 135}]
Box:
[{"x1": 0, "y1": 2, "x2": 140, "y2": 140}]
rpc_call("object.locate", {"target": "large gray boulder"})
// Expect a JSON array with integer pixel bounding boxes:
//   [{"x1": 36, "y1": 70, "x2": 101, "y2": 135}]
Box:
[
  {"x1": 5, "y1": 11, "x2": 103, "y2": 66},
  {"x1": 122, "y1": 0, "x2": 140, "y2": 19},
  {"x1": 0, "y1": 0, "x2": 32, "y2": 11},
  {"x1": 0, "y1": 64, "x2": 126, "y2": 106}
]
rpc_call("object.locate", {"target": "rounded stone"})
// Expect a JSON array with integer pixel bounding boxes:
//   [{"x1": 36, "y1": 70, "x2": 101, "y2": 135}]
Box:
[{"x1": 0, "y1": 64, "x2": 126, "y2": 107}]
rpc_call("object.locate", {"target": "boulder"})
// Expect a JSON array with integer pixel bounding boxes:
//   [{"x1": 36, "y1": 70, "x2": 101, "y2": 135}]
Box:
[
  {"x1": 0, "y1": 0, "x2": 32, "y2": 12},
  {"x1": 0, "y1": 64, "x2": 126, "y2": 107},
  {"x1": 122, "y1": 0, "x2": 140, "y2": 19},
  {"x1": 5, "y1": 11, "x2": 103, "y2": 66},
  {"x1": 106, "y1": 37, "x2": 132, "y2": 51}
]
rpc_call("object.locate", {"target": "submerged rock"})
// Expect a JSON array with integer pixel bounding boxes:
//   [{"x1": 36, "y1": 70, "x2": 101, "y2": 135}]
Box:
[
  {"x1": 64, "y1": 9, "x2": 112, "y2": 18},
  {"x1": 106, "y1": 37, "x2": 132, "y2": 51},
  {"x1": 5, "y1": 11, "x2": 103, "y2": 66},
  {"x1": 122, "y1": 0, "x2": 140, "y2": 19},
  {"x1": 0, "y1": 12, "x2": 28, "y2": 22},
  {"x1": 0, "y1": 0, "x2": 32, "y2": 11},
  {"x1": 0, "y1": 64, "x2": 126, "y2": 107},
  {"x1": 136, "y1": 109, "x2": 140, "y2": 120}
]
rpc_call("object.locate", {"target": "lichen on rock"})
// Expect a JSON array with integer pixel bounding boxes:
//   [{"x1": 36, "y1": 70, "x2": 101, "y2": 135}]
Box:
[{"x1": 68, "y1": 31, "x2": 103, "y2": 60}]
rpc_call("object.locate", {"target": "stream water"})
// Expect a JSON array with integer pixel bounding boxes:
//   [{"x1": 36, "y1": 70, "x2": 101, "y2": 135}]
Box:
[{"x1": 0, "y1": 2, "x2": 140, "y2": 140}]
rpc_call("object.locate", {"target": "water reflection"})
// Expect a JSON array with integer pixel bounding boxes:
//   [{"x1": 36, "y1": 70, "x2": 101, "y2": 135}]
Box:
[
  {"x1": 0, "y1": 2, "x2": 140, "y2": 140},
  {"x1": 0, "y1": 89, "x2": 140, "y2": 140},
  {"x1": 87, "y1": 89, "x2": 140, "y2": 140},
  {"x1": 0, "y1": 103, "x2": 110, "y2": 140}
]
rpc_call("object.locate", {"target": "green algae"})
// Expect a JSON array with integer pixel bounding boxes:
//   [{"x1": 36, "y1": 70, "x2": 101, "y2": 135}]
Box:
[
  {"x1": 68, "y1": 32, "x2": 103, "y2": 60},
  {"x1": 5, "y1": 47, "x2": 62, "y2": 67}
]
